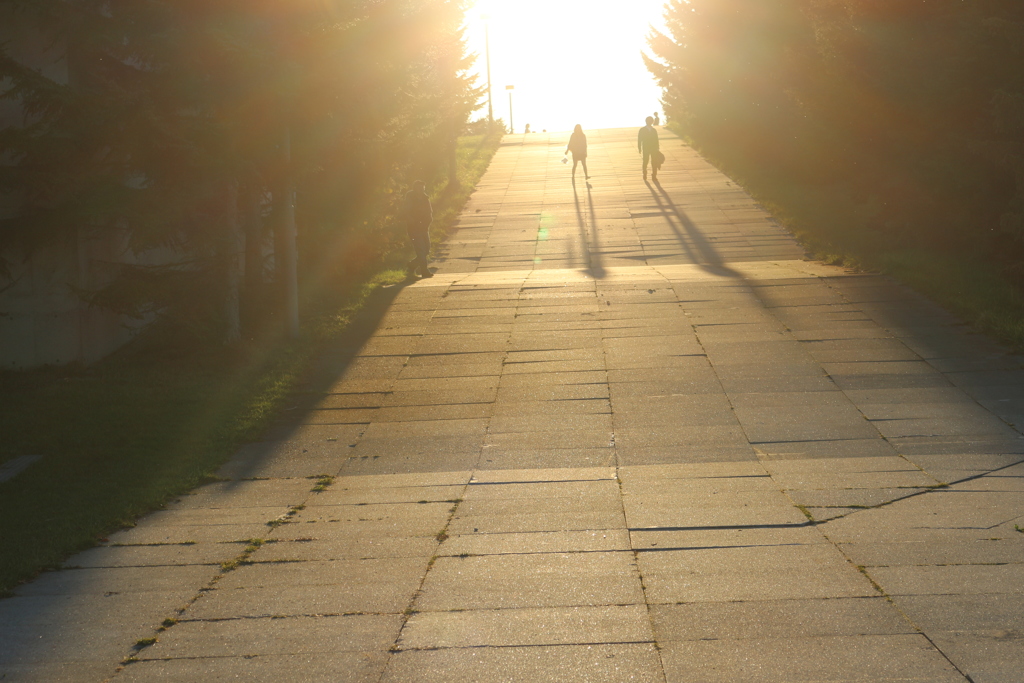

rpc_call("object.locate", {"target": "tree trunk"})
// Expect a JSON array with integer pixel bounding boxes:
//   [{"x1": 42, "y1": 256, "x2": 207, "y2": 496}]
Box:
[
  {"x1": 241, "y1": 181, "x2": 264, "y2": 334},
  {"x1": 221, "y1": 180, "x2": 242, "y2": 345},
  {"x1": 279, "y1": 126, "x2": 299, "y2": 339},
  {"x1": 448, "y1": 118, "x2": 460, "y2": 189}
]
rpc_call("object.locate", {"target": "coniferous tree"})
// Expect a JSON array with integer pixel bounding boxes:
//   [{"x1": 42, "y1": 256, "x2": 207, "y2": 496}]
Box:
[
  {"x1": 0, "y1": 0, "x2": 482, "y2": 345},
  {"x1": 646, "y1": 0, "x2": 1024, "y2": 273}
]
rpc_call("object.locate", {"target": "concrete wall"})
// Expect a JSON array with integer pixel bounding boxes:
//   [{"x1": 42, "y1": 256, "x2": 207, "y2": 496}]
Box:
[
  {"x1": 0, "y1": 10, "x2": 262, "y2": 369},
  {"x1": 0, "y1": 232, "x2": 150, "y2": 370},
  {"x1": 0, "y1": 10, "x2": 146, "y2": 369}
]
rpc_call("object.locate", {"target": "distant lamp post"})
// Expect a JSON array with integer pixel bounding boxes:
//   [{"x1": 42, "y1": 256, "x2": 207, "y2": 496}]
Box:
[
  {"x1": 505, "y1": 84, "x2": 514, "y2": 134},
  {"x1": 484, "y1": 17, "x2": 493, "y2": 126}
]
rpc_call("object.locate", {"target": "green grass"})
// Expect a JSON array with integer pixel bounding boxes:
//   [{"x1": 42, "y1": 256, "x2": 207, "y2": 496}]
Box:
[
  {"x1": 428, "y1": 132, "x2": 503, "y2": 245},
  {"x1": 875, "y1": 250, "x2": 1024, "y2": 350},
  {"x1": 0, "y1": 131, "x2": 502, "y2": 593}
]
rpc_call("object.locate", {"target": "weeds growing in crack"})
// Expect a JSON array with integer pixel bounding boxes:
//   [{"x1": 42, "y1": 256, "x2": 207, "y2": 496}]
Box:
[
  {"x1": 267, "y1": 505, "x2": 304, "y2": 528},
  {"x1": 855, "y1": 565, "x2": 887, "y2": 595},
  {"x1": 310, "y1": 475, "x2": 334, "y2": 492},
  {"x1": 220, "y1": 539, "x2": 266, "y2": 573},
  {"x1": 242, "y1": 538, "x2": 275, "y2": 546}
]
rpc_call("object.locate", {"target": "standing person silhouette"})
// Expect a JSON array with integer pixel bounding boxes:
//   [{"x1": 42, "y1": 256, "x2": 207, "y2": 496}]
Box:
[
  {"x1": 565, "y1": 124, "x2": 589, "y2": 180},
  {"x1": 653, "y1": 112, "x2": 660, "y2": 125},
  {"x1": 638, "y1": 116, "x2": 660, "y2": 181},
  {"x1": 403, "y1": 180, "x2": 433, "y2": 278}
]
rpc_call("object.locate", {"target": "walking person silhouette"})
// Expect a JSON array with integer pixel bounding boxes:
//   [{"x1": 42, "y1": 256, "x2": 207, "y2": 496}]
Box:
[
  {"x1": 638, "y1": 116, "x2": 660, "y2": 181},
  {"x1": 403, "y1": 180, "x2": 433, "y2": 278},
  {"x1": 565, "y1": 124, "x2": 589, "y2": 181}
]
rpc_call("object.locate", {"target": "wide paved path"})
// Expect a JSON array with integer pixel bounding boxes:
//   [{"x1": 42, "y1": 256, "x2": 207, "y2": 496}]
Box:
[{"x1": 3, "y1": 128, "x2": 1024, "y2": 682}]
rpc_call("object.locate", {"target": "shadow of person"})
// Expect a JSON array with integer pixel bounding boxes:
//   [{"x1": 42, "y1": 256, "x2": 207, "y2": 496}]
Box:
[
  {"x1": 584, "y1": 182, "x2": 605, "y2": 279},
  {"x1": 645, "y1": 180, "x2": 740, "y2": 278},
  {"x1": 572, "y1": 175, "x2": 606, "y2": 279}
]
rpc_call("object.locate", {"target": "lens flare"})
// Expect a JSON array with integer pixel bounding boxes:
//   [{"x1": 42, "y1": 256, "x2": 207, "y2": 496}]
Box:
[{"x1": 467, "y1": 0, "x2": 666, "y2": 132}]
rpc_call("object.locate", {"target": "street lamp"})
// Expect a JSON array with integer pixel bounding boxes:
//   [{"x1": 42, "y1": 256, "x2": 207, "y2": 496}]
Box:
[
  {"x1": 506, "y1": 84, "x2": 514, "y2": 134},
  {"x1": 484, "y1": 18, "x2": 493, "y2": 126}
]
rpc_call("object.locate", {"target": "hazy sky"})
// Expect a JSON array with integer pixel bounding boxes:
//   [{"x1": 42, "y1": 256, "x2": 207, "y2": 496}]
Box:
[{"x1": 465, "y1": 0, "x2": 668, "y2": 133}]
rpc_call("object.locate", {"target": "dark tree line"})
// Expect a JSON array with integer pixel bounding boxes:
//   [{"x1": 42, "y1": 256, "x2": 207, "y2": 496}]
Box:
[
  {"x1": 0, "y1": 0, "x2": 480, "y2": 343},
  {"x1": 646, "y1": 0, "x2": 1024, "y2": 279}
]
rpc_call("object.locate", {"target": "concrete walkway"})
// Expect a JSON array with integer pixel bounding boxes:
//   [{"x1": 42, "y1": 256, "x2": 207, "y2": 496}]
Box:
[{"x1": 3, "y1": 127, "x2": 1024, "y2": 682}]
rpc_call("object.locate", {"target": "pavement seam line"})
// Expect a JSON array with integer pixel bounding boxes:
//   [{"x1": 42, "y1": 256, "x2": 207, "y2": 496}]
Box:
[
  {"x1": 804, "y1": 458, "x2": 1024, "y2": 526},
  {"x1": 831, "y1": 541, "x2": 978, "y2": 683},
  {"x1": 380, "y1": 477, "x2": 468, "y2": 665},
  {"x1": 396, "y1": 639, "x2": 657, "y2": 654},
  {"x1": 617, "y1": 469, "x2": 670, "y2": 683},
  {"x1": 104, "y1": 530, "x2": 280, "y2": 678},
  {"x1": 105, "y1": 475, "x2": 340, "y2": 678},
  {"x1": 477, "y1": 265, "x2": 524, "y2": 465}
]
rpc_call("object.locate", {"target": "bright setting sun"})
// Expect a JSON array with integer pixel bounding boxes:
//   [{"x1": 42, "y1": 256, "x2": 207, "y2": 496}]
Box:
[{"x1": 466, "y1": 0, "x2": 667, "y2": 132}]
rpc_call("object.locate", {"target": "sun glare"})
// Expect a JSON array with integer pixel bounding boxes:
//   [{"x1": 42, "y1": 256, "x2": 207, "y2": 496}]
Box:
[{"x1": 466, "y1": 0, "x2": 667, "y2": 133}]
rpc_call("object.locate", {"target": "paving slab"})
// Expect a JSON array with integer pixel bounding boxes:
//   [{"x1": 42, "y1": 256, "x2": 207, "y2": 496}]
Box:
[
  {"x1": 255, "y1": 535, "x2": 438, "y2": 562},
  {"x1": 923, "y1": 633, "x2": 1024, "y2": 683},
  {"x1": 438, "y1": 529, "x2": 629, "y2": 556},
  {"x1": 841, "y1": 538, "x2": 1024, "y2": 566},
  {"x1": 187, "y1": 581, "x2": 417, "y2": 619},
  {"x1": 891, "y1": 593, "x2": 1024, "y2": 632},
  {"x1": 63, "y1": 542, "x2": 245, "y2": 568},
  {"x1": 659, "y1": 634, "x2": 964, "y2": 682},
  {"x1": 398, "y1": 604, "x2": 652, "y2": 649},
  {"x1": 381, "y1": 644, "x2": 664, "y2": 683},
  {"x1": 8, "y1": 126, "x2": 1024, "y2": 681},
  {"x1": 638, "y1": 543, "x2": 877, "y2": 603},
  {"x1": 867, "y1": 564, "x2": 1024, "y2": 596},
  {"x1": 136, "y1": 614, "x2": 402, "y2": 659},
  {"x1": 116, "y1": 652, "x2": 390, "y2": 683},
  {"x1": 650, "y1": 597, "x2": 911, "y2": 641},
  {"x1": 14, "y1": 565, "x2": 216, "y2": 597},
  {"x1": 415, "y1": 552, "x2": 645, "y2": 611}
]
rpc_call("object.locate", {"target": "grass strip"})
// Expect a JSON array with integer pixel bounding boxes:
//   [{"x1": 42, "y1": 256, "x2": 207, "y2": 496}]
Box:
[{"x1": 0, "y1": 131, "x2": 502, "y2": 594}]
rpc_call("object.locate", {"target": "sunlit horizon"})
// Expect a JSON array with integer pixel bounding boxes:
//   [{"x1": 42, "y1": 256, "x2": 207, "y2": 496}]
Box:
[{"x1": 465, "y1": 0, "x2": 667, "y2": 133}]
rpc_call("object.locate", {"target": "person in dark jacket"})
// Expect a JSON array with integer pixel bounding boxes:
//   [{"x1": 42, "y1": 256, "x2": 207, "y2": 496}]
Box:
[
  {"x1": 404, "y1": 180, "x2": 433, "y2": 278},
  {"x1": 638, "y1": 116, "x2": 660, "y2": 181},
  {"x1": 565, "y1": 124, "x2": 589, "y2": 180}
]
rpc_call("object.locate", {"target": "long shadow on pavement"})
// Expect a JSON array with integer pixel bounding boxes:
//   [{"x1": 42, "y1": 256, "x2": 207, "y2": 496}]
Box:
[
  {"x1": 571, "y1": 177, "x2": 606, "y2": 279},
  {"x1": 585, "y1": 181, "x2": 607, "y2": 279},
  {"x1": 221, "y1": 279, "x2": 415, "y2": 481},
  {"x1": 647, "y1": 178, "x2": 740, "y2": 277}
]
